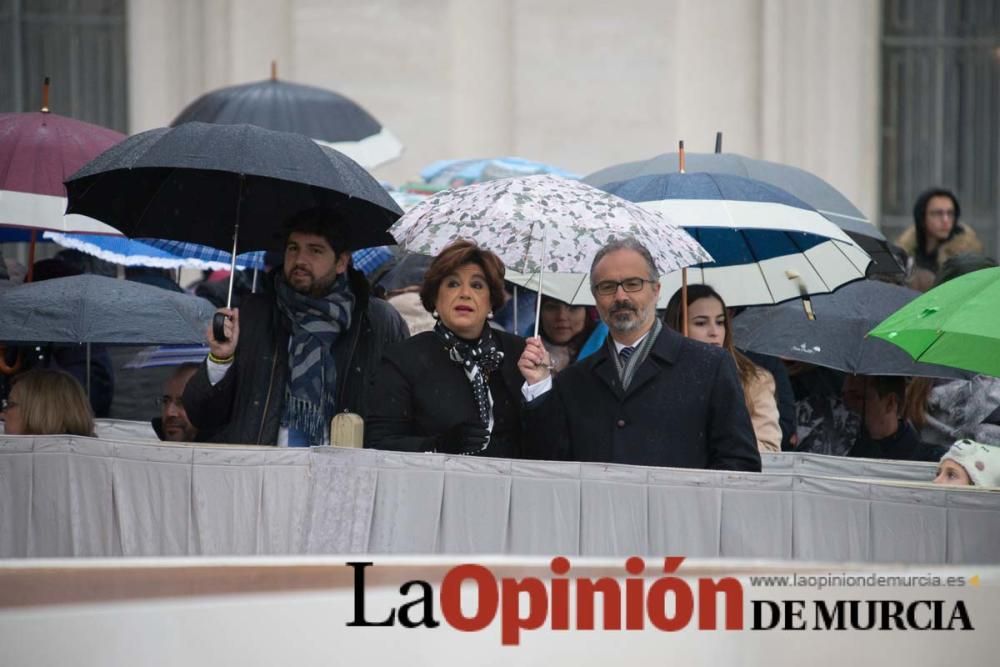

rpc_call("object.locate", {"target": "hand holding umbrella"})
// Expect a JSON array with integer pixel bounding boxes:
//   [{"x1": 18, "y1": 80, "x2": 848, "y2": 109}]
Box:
[
  {"x1": 518, "y1": 336, "x2": 553, "y2": 385},
  {"x1": 208, "y1": 307, "x2": 239, "y2": 363}
]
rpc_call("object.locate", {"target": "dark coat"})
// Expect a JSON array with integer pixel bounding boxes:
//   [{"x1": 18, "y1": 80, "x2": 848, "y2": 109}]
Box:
[
  {"x1": 847, "y1": 420, "x2": 945, "y2": 462},
  {"x1": 364, "y1": 329, "x2": 527, "y2": 458},
  {"x1": 183, "y1": 268, "x2": 409, "y2": 445},
  {"x1": 526, "y1": 326, "x2": 761, "y2": 471}
]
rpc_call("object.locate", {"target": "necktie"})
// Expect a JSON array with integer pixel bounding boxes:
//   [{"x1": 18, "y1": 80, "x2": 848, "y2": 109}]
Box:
[{"x1": 619, "y1": 346, "x2": 635, "y2": 363}]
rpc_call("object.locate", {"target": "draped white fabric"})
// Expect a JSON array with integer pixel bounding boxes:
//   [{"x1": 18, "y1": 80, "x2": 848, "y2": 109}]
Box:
[{"x1": 1, "y1": 435, "x2": 997, "y2": 563}]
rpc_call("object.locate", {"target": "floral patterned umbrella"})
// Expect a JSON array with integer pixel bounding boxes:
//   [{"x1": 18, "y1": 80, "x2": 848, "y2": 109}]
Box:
[{"x1": 389, "y1": 174, "x2": 711, "y2": 276}]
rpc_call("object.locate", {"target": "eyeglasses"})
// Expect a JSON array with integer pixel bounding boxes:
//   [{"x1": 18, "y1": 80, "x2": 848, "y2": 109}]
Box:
[
  {"x1": 157, "y1": 396, "x2": 184, "y2": 410},
  {"x1": 927, "y1": 209, "x2": 956, "y2": 219},
  {"x1": 1, "y1": 399, "x2": 18, "y2": 411},
  {"x1": 592, "y1": 277, "x2": 656, "y2": 296}
]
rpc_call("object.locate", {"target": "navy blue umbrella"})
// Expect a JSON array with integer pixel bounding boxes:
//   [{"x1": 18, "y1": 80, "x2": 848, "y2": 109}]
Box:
[
  {"x1": 585, "y1": 151, "x2": 900, "y2": 277},
  {"x1": 597, "y1": 172, "x2": 871, "y2": 307}
]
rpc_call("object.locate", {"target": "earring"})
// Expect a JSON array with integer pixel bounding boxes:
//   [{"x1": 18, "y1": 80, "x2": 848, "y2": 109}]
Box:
[
  {"x1": 432, "y1": 310, "x2": 439, "y2": 319},
  {"x1": 487, "y1": 311, "x2": 494, "y2": 320}
]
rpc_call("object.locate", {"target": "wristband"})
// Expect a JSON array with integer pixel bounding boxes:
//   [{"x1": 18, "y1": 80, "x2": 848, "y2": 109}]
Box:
[{"x1": 208, "y1": 352, "x2": 234, "y2": 365}]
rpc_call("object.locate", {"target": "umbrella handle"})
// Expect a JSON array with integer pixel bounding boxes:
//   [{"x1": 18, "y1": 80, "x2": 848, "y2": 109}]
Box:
[{"x1": 213, "y1": 312, "x2": 229, "y2": 343}]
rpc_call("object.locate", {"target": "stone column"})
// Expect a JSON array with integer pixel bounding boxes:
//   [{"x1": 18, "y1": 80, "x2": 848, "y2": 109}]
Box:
[{"x1": 447, "y1": 0, "x2": 514, "y2": 156}]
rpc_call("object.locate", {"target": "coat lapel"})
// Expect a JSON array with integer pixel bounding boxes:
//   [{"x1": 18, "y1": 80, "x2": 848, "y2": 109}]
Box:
[
  {"x1": 591, "y1": 348, "x2": 625, "y2": 400},
  {"x1": 620, "y1": 326, "x2": 685, "y2": 399}
]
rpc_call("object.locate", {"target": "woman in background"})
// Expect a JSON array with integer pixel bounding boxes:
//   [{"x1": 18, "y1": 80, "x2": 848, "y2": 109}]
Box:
[
  {"x1": 2, "y1": 369, "x2": 95, "y2": 436},
  {"x1": 664, "y1": 284, "x2": 781, "y2": 453},
  {"x1": 537, "y1": 296, "x2": 600, "y2": 374}
]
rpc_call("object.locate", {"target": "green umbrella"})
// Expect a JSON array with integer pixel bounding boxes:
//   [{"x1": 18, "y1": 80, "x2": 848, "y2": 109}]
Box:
[{"x1": 868, "y1": 267, "x2": 1000, "y2": 377}]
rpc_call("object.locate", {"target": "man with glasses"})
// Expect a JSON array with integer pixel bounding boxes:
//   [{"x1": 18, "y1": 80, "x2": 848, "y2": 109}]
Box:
[
  {"x1": 153, "y1": 363, "x2": 200, "y2": 442},
  {"x1": 517, "y1": 237, "x2": 760, "y2": 471}
]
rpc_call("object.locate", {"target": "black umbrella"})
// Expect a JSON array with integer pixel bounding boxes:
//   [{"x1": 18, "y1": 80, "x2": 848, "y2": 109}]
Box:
[
  {"x1": 65, "y1": 122, "x2": 403, "y2": 339},
  {"x1": 374, "y1": 252, "x2": 433, "y2": 292},
  {"x1": 170, "y1": 70, "x2": 403, "y2": 169},
  {"x1": 732, "y1": 279, "x2": 968, "y2": 379}
]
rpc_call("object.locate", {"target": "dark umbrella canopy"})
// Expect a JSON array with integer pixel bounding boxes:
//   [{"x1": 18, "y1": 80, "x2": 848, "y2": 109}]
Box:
[
  {"x1": 64, "y1": 122, "x2": 402, "y2": 254},
  {"x1": 585, "y1": 152, "x2": 901, "y2": 277},
  {"x1": 374, "y1": 252, "x2": 433, "y2": 292},
  {"x1": 732, "y1": 279, "x2": 968, "y2": 379},
  {"x1": 0, "y1": 275, "x2": 216, "y2": 345},
  {"x1": 171, "y1": 78, "x2": 403, "y2": 169},
  {"x1": 173, "y1": 79, "x2": 381, "y2": 143},
  {"x1": 0, "y1": 111, "x2": 124, "y2": 197}
]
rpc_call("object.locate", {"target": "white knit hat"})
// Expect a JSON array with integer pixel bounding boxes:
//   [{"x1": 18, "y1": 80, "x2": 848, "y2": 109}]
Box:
[{"x1": 940, "y1": 440, "x2": 1000, "y2": 488}]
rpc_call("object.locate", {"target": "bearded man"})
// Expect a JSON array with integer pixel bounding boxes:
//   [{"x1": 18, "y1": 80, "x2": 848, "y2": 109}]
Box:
[
  {"x1": 183, "y1": 207, "x2": 409, "y2": 446},
  {"x1": 517, "y1": 237, "x2": 760, "y2": 470}
]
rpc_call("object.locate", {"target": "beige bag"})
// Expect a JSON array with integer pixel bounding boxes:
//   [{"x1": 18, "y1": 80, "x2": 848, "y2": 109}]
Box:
[{"x1": 330, "y1": 412, "x2": 364, "y2": 448}]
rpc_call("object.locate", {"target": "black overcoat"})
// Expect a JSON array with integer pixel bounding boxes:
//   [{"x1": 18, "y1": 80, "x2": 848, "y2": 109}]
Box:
[
  {"x1": 183, "y1": 268, "x2": 410, "y2": 445},
  {"x1": 364, "y1": 329, "x2": 527, "y2": 458},
  {"x1": 526, "y1": 326, "x2": 761, "y2": 471}
]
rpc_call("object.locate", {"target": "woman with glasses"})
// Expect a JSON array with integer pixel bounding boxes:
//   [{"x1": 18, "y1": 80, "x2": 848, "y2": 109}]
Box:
[
  {"x1": 365, "y1": 240, "x2": 528, "y2": 458},
  {"x1": 896, "y1": 188, "x2": 982, "y2": 290},
  {"x1": 663, "y1": 284, "x2": 781, "y2": 453},
  {"x1": 1, "y1": 369, "x2": 95, "y2": 437}
]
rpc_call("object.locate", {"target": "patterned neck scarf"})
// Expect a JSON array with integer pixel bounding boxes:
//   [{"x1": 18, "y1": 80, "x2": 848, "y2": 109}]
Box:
[
  {"x1": 434, "y1": 320, "x2": 504, "y2": 433},
  {"x1": 609, "y1": 318, "x2": 662, "y2": 391},
  {"x1": 274, "y1": 272, "x2": 355, "y2": 445}
]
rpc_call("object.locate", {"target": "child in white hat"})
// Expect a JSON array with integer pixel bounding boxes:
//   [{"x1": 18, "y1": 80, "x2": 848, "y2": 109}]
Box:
[{"x1": 933, "y1": 439, "x2": 1000, "y2": 488}]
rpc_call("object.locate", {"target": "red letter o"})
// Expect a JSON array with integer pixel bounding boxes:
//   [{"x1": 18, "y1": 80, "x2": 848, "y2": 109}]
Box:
[{"x1": 440, "y1": 564, "x2": 499, "y2": 632}]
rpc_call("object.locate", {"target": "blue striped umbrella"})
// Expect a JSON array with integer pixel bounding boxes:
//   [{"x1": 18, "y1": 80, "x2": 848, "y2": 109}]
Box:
[
  {"x1": 351, "y1": 245, "x2": 394, "y2": 276},
  {"x1": 124, "y1": 344, "x2": 209, "y2": 369},
  {"x1": 43, "y1": 232, "x2": 266, "y2": 270},
  {"x1": 600, "y1": 172, "x2": 871, "y2": 307}
]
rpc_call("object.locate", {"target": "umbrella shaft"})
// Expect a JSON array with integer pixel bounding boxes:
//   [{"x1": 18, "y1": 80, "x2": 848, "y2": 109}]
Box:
[
  {"x1": 226, "y1": 225, "x2": 239, "y2": 308},
  {"x1": 226, "y1": 176, "x2": 245, "y2": 309}
]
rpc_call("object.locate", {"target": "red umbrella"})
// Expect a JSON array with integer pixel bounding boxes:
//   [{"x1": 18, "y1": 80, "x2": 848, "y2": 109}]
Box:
[
  {"x1": 0, "y1": 79, "x2": 126, "y2": 375},
  {"x1": 0, "y1": 79, "x2": 126, "y2": 254}
]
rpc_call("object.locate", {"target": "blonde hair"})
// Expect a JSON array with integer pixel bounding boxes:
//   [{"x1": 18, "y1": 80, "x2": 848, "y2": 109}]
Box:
[{"x1": 10, "y1": 369, "x2": 95, "y2": 436}]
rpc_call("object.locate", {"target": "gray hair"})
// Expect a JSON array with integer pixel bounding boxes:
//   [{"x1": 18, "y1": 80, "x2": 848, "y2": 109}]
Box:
[{"x1": 589, "y1": 237, "x2": 661, "y2": 286}]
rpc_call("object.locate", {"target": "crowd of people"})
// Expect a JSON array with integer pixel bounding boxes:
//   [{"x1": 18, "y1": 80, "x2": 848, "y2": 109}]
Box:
[{"x1": 1, "y1": 187, "x2": 999, "y2": 489}]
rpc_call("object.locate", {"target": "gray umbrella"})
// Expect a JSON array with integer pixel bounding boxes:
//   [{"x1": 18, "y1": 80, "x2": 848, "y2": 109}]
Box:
[
  {"x1": 732, "y1": 279, "x2": 968, "y2": 379},
  {"x1": 0, "y1": 274, "x2": 214, "y2": 345},
  {"x1": 585, "y1": 152, "x2": 901, "y2": 277}
]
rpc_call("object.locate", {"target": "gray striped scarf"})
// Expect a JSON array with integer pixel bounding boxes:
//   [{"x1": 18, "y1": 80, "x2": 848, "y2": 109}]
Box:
[
  {"x1": 274, "y1": 272, "x2": 354, "y2": 445},
  {"x1": 609, "y1": 318, "x2": 662, "y2": 391}
]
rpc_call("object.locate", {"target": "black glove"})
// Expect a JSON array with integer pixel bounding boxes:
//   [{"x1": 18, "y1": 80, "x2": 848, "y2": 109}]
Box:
[{"x1": 434, "y1": 421, "x2": 489, "y2": 455}]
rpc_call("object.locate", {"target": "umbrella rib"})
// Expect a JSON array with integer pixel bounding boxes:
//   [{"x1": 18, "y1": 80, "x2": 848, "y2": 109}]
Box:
[
  {"x1": 520, "y1": 219, "x2": 543, "y2": 276},
  {"x1": 786, "y1": 226, "x2": 834, "y2": 293},
  {"x1": 131, "y1": 167, "x2": 183, "y2": 236},
  {"x1": 725, "y1": 201, "x2": 776, "y2": 304}
]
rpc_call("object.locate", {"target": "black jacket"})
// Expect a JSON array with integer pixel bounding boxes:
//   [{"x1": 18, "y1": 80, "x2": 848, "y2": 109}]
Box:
[
  {"x1": 847, "y1": 420, "x2": 945, "y2": 462},
  {"x1": 526, "y1": 326, "x2": 761, "y2": 471},
  {"x1": 183, "y1": 268, "x2": 409, "y2": 445},
  {"x1": 364, "y1": 330, "x2": 527, "y2": 458}
]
